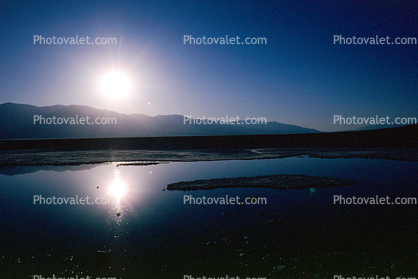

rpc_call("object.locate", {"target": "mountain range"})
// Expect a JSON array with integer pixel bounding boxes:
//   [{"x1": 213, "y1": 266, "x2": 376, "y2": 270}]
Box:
[{"x1": 0, "y1": 103, "x2": 320, "y2": 139}]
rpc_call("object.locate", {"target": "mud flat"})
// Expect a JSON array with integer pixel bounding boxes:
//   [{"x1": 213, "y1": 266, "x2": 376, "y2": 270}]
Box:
[
  {"x1": 0, "y1": 125, "x2": 416, "y2": 169},
  {"x1": 166, "y1": 174, "x2": 356, "y2": 191},
  {"x1": 0, "y1": 148, "x2": 417, "y2": 170}
]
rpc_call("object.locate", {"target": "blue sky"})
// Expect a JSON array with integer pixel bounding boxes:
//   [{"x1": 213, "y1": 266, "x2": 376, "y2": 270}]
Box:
[{"x1": 0, "y1": 0, "x2": 416, "y2": 131}]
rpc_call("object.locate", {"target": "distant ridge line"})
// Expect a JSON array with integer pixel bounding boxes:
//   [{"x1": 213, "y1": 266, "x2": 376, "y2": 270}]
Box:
[{"x1": 0, "y1": 102, "x2": 320, "y2": 139}]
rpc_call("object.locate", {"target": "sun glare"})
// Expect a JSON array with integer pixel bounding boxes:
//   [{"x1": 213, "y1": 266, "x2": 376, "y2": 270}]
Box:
[
  {"x1": 109, "y1": 177, "x2": 127, "y2": 200},
  {"x1": 100, "y1": 71, "x2": 131, "y2": 98}
]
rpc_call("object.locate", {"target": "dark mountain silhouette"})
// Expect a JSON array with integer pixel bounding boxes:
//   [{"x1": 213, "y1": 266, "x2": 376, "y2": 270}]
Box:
[{"x1": 0, "y1": 102, "x2": 320, "y2": 139}]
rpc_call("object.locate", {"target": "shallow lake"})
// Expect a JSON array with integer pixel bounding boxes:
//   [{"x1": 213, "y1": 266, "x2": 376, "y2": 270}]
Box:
[{"x1": 0, "y1": 156, "x2": 417, "y2": 278}]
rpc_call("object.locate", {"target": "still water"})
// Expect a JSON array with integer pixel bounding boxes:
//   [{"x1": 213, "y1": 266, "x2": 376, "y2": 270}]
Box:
[{"x1": 0, "y1": 156, "x2": 417, "y2": 278}]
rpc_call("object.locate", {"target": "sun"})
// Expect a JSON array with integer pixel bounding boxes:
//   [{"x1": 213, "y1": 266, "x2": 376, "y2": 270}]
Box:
[{"x1": 100, "y1": 71, "x2": 131, "y2": 98}]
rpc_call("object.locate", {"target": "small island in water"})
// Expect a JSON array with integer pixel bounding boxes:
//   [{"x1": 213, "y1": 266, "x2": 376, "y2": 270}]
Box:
[{"x1": 167, "y1": 174, "x2": 356, "y2": 191}]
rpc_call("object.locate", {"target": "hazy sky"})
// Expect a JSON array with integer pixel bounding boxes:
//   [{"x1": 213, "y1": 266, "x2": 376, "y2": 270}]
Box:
[{"x1": 0, "y1": 0, "x2": 416, "y2": 131}]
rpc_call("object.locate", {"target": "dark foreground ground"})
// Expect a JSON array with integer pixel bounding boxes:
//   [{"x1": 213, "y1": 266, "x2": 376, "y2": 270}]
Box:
[{"x1": 0, "y1": 124, "x2": 417, "y2": 151}]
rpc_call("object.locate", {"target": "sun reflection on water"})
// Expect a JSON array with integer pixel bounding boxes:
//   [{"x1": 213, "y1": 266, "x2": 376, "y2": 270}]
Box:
[
  {"x1": 106, "y1": 168, "x2": 129, "y2": 223},
  {"x1": 102, "y1": 165, "x2": 150, "y2": 222},
  {"x1": 109, "y1": 176, "x2": 127, "y2": 200}
]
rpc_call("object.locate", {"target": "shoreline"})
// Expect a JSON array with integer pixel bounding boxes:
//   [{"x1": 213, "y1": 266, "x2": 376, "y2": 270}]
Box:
[{"x1": 0, "y1": 148, "x2": 417, "y2": 169}]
